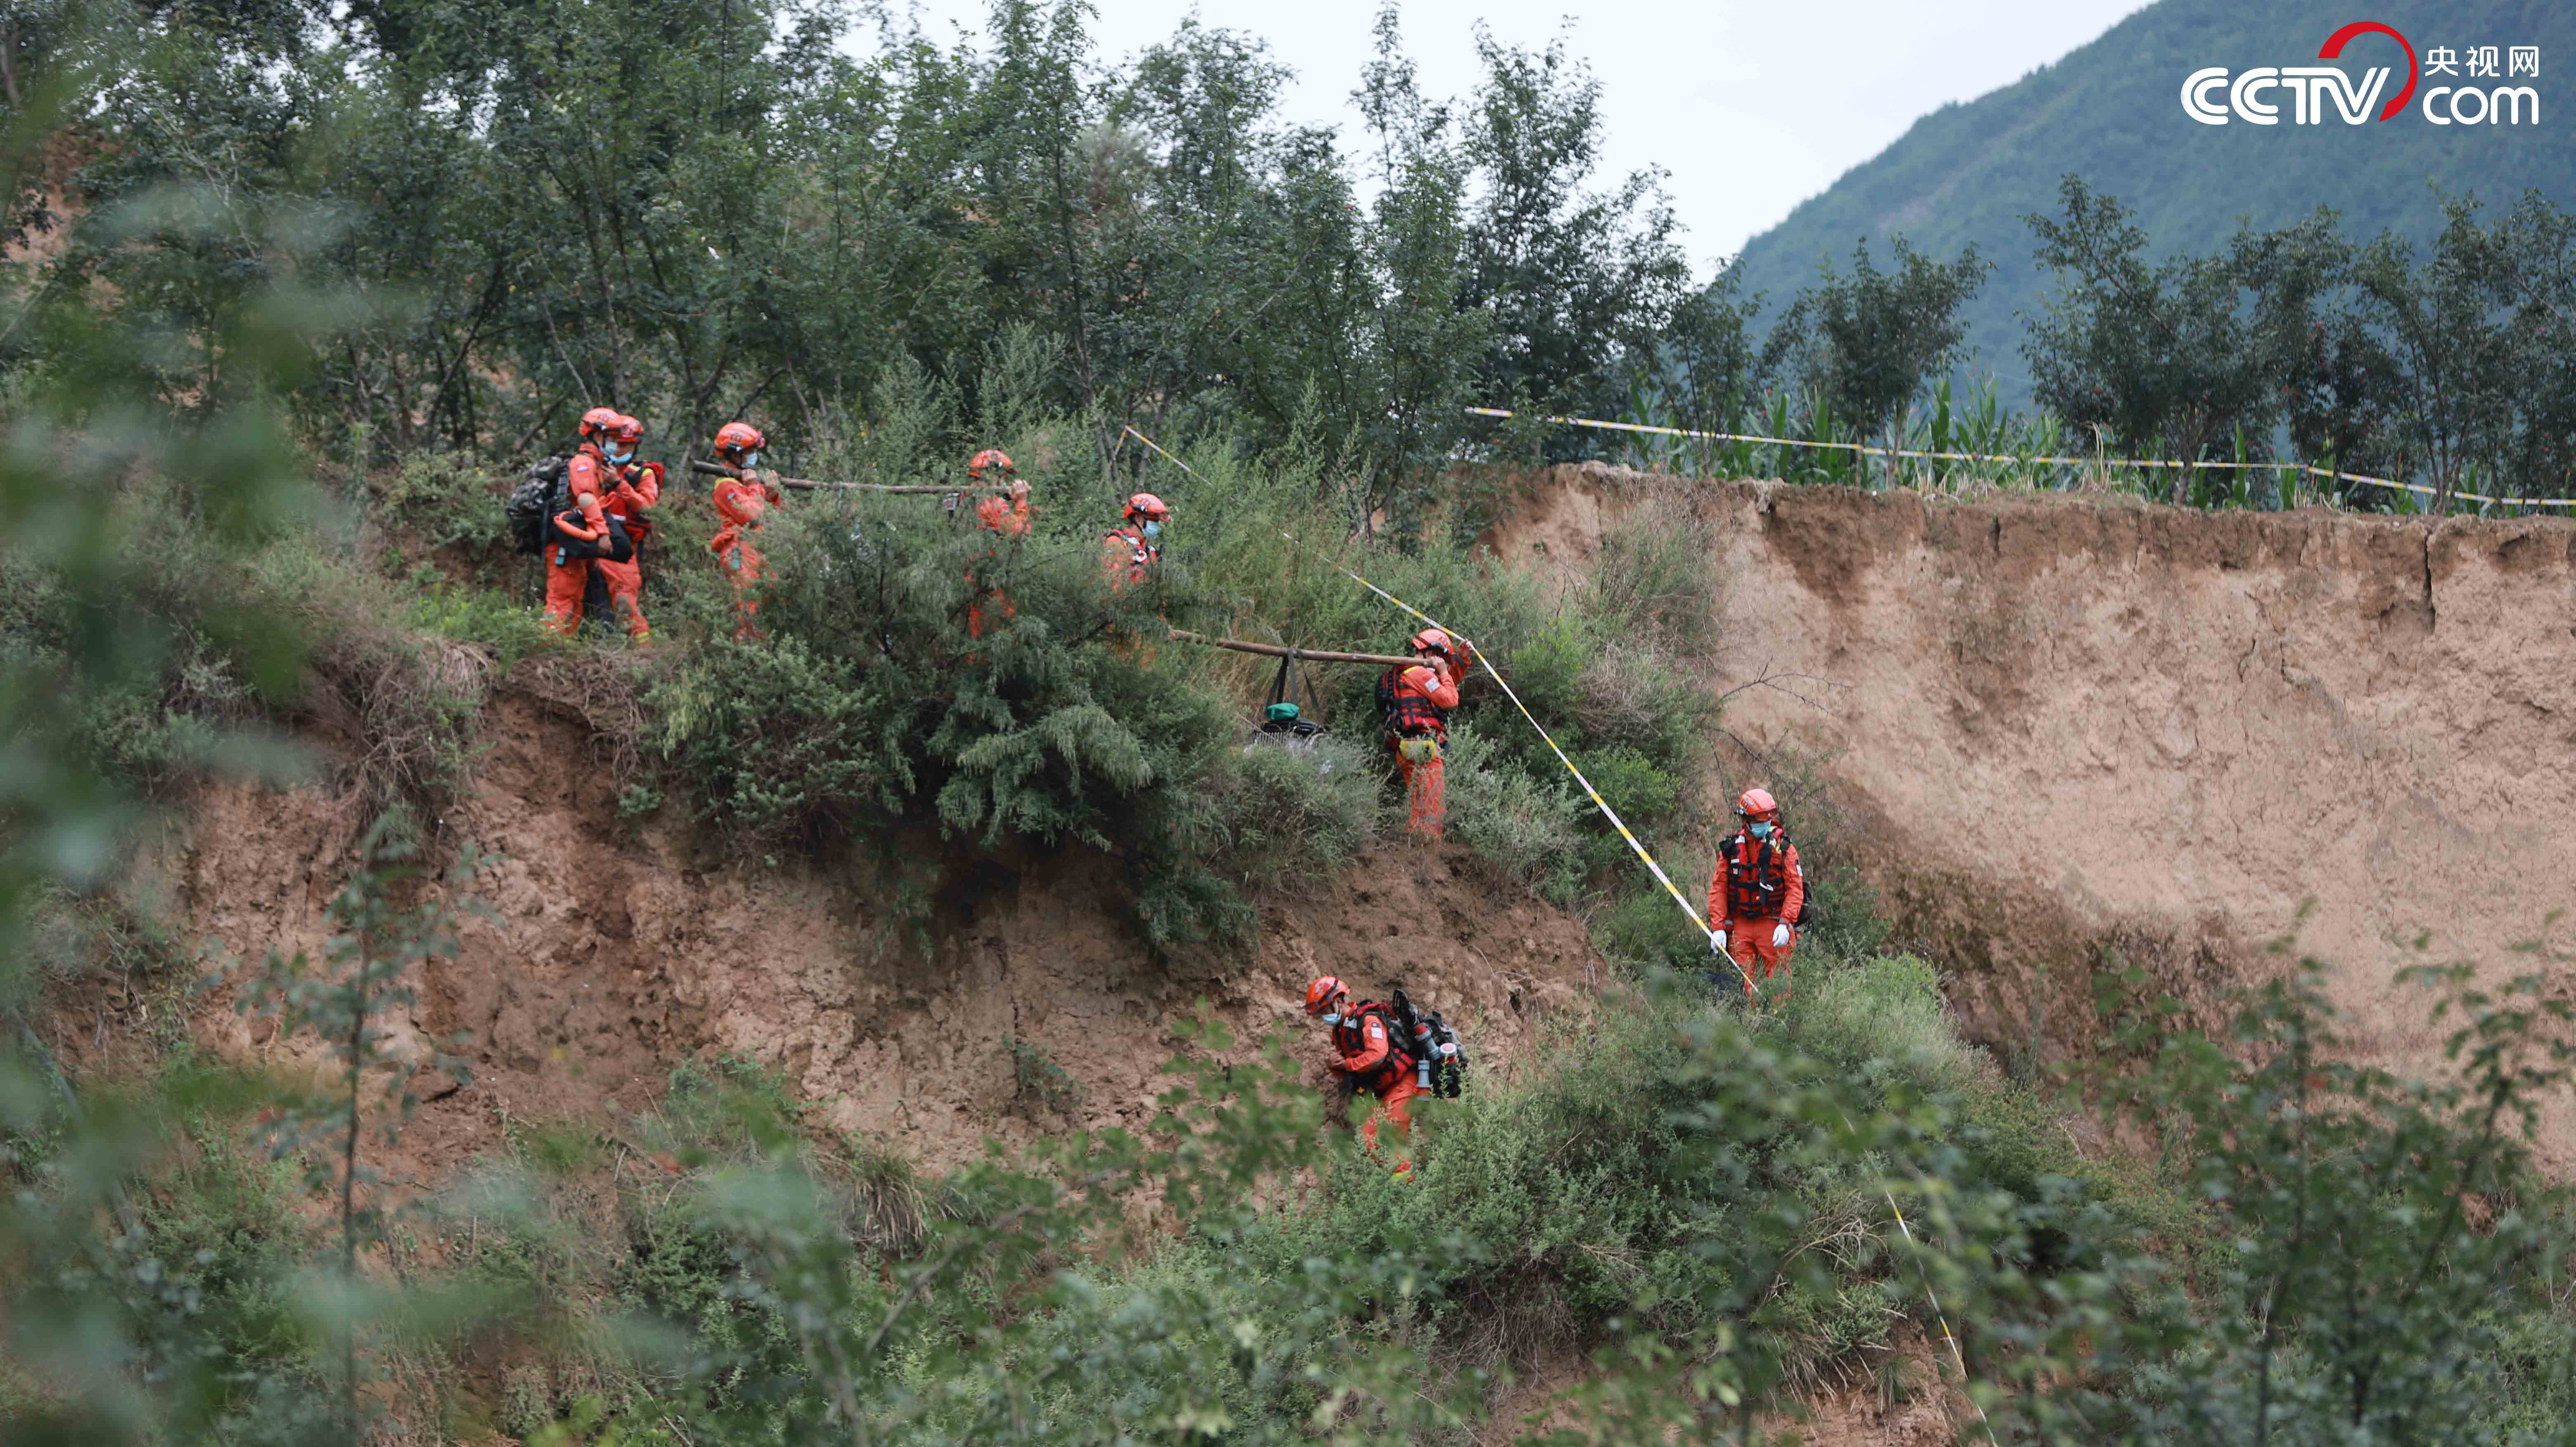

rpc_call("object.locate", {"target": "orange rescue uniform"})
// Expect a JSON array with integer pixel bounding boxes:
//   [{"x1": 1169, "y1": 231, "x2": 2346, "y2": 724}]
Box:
[
  {"x1": 1103, "y1": 524, "x2": 1159, "y2": 589},
  {"x1": 968, "y1": 489, "x2": 1031, "y2": 639},
  {"x1": 709, "y1": 472, "x2": 781, "y2": 639},
  {"x1": 1329, "y1": 1002, "x2": 1423, "y2": 1176},
  {"x1": 592, "y1": 460, "x2": 661, "y2": 640},
  {"x1": 1385, "y1": 659, "x2": 1459, "y2": 839},
  {"x1": 974, "y1": 491, "x2": 1031, "y2": 536},
  {"x1": 542, "y1": 446, "x2": 617, "y2": 636},
  {"x1": 1707, "y1": 829, "x2": 1804, "y2": 1003}
]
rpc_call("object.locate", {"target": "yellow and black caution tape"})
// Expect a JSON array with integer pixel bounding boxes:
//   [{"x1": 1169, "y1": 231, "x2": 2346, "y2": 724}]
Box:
[
  {"x1": 1468, "y1": 404, "x2": 2576, "y2": 511},
  {"x1": 1865, "y1": 1147, "x2": 2001, "y2": 1443}
]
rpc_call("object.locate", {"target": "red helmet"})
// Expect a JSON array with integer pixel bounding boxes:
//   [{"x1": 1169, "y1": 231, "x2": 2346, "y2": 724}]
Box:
[
  {"x1": 1410, "y1": 628, "x2": 1453, "y2": 659},
  {"x1": 969, "y1": 448, "x2": 1016, "y2": 481},
  {"x1": 1736, "y1": 787, "x2": 1779, "y2": 822},
  {"x1": 713, "y1": 422, "x2": 765, "y2": 461},
  {"x1": 608, "y1": 414, "x2": 644, "y2": 445},
  {"x1": 578, "y1": 406, "x2": 623, "y2": 441},
  {"x1": 1303, "y1": 975, "x2": 1349, "y2": 1016},
  {"x1": 1125, "y1": 492, "x2": 1169, "y2": 523}
]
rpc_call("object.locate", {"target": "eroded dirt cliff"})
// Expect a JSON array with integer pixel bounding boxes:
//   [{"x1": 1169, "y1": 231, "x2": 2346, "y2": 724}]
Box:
[
  {"x1": 161, "y1": 690, "x2": 1605, "y2": 1173},
  {"x1": 1491, "y1": 465, "x2": 2576, "y2": 1161}
]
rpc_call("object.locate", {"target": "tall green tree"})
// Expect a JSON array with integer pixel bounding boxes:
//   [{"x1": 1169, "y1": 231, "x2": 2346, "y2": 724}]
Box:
[
  {"x1": 1764, "y1": 235, "x2": 1989, "y2": 476},
  {"x1": 1454, "y1": 21, "x2": 1689, "y2": 441},
  {"x1": 2349, "y1": 203, "x2": 2524, "y2": 511},
  {"x1": 2024, "y1": 177, "x2": 2281, "y2": 503},
  {"x1": 2229, "y1": 212, "x2": 2409, "y2": 489}
]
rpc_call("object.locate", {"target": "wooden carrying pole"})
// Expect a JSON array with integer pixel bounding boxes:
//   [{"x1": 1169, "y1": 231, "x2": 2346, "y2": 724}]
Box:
[
  {"x1": 1167, "y1": 629, "x2": 1417, "y2": 668},
  {"x1": 689, "y1": 458, "x2": 1017, "y2": 496}
]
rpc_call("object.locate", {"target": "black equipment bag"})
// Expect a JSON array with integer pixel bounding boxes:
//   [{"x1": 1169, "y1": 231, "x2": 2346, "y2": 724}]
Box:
[
  {"x1": 505, "y1": 456, "x2": 568, "y2": 555},
  {"x1": 1389, "y1": 987, "x2": 1467, "y2": 1099}
]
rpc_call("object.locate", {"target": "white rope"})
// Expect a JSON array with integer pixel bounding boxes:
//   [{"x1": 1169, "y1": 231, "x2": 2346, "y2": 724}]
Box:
[{"x1": 1468, "y1": 405, "x2": 2576, "y2": 510}]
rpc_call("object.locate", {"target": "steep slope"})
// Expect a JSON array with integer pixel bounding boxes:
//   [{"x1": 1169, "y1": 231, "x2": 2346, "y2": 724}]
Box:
[
  {"x1": 1491, "y1": 467, "x2": 2576, "y2": 1161},
  {"x1": 1728, "y1": 0, "x2": 2571, "y2": 402},
  {"x1": 156, "y1": 686, "x2": 1608, "y2": 1174}
]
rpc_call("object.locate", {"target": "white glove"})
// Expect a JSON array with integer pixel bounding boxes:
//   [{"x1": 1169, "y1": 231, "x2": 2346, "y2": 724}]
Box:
[
  {"x1": 1771, "y1": 921, "x2": 1792, "y2": 948},
  {"x1": 1708, "y1": 930, "x2": 1727, "y2": 955}
]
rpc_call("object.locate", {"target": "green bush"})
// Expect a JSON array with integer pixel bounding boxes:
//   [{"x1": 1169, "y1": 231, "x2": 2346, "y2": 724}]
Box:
[
  {"x1": 407, "y1": 581, "x2": 554, "y2": 669},
  {"x1": 1591, "y1": 854, "x2": 1718, "y2": 977},
  {"x1": 1208, "y1": 731, "x2": 1382, "y2": 893},
  {"x1": 1787, "y1": 952, "x2": 1973, "y2": 1091},
  {"x1": 371, "y1": 453, "x2": 506, "y2": 580},
  {"x1": 645, "y1": 491, "x2": 1253, "y2": 951},
  {"x1": 1441, "y1": 724, "x2": 1584, "y2": 901}
]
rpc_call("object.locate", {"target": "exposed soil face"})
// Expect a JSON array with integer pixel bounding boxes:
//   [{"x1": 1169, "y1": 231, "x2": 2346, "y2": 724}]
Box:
[
  {"x1": 156, "y1": 685, "x2": 1606, "y2": 1174},
  {"x1": 1489, "y1": 464, "x2": 2576, "y2": 1163}
]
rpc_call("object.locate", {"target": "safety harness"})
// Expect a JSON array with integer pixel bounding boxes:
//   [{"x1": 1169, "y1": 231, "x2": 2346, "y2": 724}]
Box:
[
  {"x1": 1105, "y1": 525, "x2": 1159, "y2": 582},
  {"x1": 1719, "y1": 829, "x2": 1808, "y2": 925},
  {"x1": 1330, "y1": 1001, "x2": 1417, "y2": 1092},
  {"x1": 1377, "y1": 665, "x2": 1449, "y2": 743}
]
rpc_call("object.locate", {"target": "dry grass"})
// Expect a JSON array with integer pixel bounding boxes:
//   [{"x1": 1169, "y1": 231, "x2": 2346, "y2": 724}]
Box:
[
  {"x1": 504, "y1": 650, "x2": 648, "y2": 788},
  {"x1": 303, "y1": 629, "x2": 494, "y2": 837}
]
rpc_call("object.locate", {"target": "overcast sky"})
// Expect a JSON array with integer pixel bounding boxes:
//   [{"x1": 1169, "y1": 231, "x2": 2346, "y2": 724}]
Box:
[{"x1": 877, "y1": 0, "x2": 2154, "y2": 270}]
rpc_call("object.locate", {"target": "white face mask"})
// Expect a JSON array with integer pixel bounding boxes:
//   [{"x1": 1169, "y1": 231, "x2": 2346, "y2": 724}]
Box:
[
  {"x1": 606, "y1": 444, "x2": 634, "y2": 464},
  {"x1": 1319, "y1": 1011, "x2": 1342, "y2": 1026},
  {"x1": 1141, "y1": 519, "x2": 1161, "y2": 539},
  {"x1": 743, "y1": 451, "x2": 760, "y2": 469}
]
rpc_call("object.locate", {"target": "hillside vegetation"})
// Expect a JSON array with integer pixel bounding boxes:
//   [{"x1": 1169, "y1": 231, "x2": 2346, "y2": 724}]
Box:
[{"x1": 6, "y1": 0, "x2": 2576, "y2": 1443}]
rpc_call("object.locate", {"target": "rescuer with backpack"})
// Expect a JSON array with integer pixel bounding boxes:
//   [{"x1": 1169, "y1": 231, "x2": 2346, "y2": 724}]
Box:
[
  {"x1": 1378, "y1": 628, "x2": 1470, "y2": 840},
  {"x1": 1304, "y1": 976, "x2": 1465, "y2": 1179},
  {"x1": 1707, "y1": 787, "x2": 1806, "y2": 1005},
  {"x1": 589, "y1": 413, "x2": 660, "y2": 643},
  {"x1": 707, "y1": 422, "x2": 780, "y2": 639},
  {"x1": 537, "y1": 407, "x2": 630, "y2": 637},
  {"x1": 1103, "y1": 493, "x2": 1167, "y2": 589}
]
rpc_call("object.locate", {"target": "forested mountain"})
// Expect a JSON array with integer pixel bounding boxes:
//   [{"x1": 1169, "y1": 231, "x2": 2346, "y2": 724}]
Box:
[{"x1": 1728, "y1": 0, "x2": 2571, "y2": 401}]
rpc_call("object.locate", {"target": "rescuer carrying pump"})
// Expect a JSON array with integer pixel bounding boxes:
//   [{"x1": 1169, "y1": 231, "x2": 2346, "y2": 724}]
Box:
[
  {"x1": 531, "y1": 407, "x2": 635, "y2": 638},
  {"x1": 1304, "y1": 975, "x2": 1465, "y2": 1179}
]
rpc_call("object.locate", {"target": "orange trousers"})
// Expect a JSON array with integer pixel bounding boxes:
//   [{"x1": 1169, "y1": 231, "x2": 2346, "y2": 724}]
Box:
[
  {"x1": 1724, "y1": 918, "x2": 1797, "y2": 1005},
  {"x1": 542, "y1": 551, "x2": 590, "y2": 636},
  {"x1": 1397, "y1": 748, "x2": 1445, "y2": 840},
  {"x1": 543, "y1": 549, "x2": 649, "y2": 639},
  {"x1": 717, "y1": 536, "x2": 766, "y2": 639},
  {"x1": 594, "y1": 552, "x2": 650, "y2": 640},
  {"x1": 1361, "y1": 1073, "x2": 1423, "y2": 1177}
]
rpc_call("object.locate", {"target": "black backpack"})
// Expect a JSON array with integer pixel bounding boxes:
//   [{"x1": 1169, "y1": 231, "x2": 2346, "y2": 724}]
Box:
[
  {"x1": 505, "y1": 456, "x2": 568, "y2": 555},
  {"x1": 506, "y1": 455, "x2": 631, "y2": 563},
  {"x1": 1390, "y1": 987, "x2": 1467, "y2": 1099}
]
